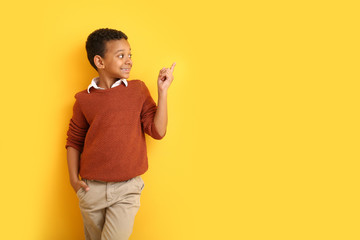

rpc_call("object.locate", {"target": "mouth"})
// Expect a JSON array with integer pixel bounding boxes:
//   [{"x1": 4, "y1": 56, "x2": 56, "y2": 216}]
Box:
[{"x1": 121, "y1": 68, "x2": 131, "y2": 73}]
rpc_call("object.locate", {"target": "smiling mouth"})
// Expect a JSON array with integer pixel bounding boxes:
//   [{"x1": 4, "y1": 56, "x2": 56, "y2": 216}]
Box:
[{"x1": 121, "y1": 68, "x2": 131, "y2": 72}]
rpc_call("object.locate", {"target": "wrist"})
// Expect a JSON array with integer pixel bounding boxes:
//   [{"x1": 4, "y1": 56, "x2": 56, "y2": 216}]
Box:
[
  {"x1": 158, "y1": 90, "x2": 168, "y2": 98},
  {"x1": 70, "y1": 176, "x2": 79, "y2": 186}
]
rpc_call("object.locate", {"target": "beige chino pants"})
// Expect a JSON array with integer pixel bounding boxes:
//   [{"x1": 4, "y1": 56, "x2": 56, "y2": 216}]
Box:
[{"x1": 76, "y1": 176, "x2": 145, "y2": 240}]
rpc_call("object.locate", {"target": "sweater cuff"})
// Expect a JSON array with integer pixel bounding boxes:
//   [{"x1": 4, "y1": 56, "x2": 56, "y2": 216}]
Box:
[{"x1": 65, "y1": 143, "x2": 83, "y2": 153}]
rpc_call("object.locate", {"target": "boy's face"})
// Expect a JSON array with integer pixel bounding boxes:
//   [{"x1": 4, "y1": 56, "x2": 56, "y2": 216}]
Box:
[{"x1": 99, "y1": 38, "x2": 132, "y2": 80}]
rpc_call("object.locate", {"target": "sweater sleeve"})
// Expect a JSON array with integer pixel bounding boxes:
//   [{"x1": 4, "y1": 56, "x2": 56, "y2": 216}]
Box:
[
  {"x1": 65, "y1": 96, "x2": 89, "y2": 152},
  {"x1": 140, "y1": 81, "x2": 164, "y2": 140}
]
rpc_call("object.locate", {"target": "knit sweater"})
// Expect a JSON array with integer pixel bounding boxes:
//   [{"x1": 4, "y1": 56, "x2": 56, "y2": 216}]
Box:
[{"x1": 65, "y1": 80, "x2": 163, "y2": 182}]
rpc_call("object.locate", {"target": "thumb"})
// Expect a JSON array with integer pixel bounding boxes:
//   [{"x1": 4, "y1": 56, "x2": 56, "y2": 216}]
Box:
[{"x1": 80, "y1": 180, "x2": 90, "y2": 191}]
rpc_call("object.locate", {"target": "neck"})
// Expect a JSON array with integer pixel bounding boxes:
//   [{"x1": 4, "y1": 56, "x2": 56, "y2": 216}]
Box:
[{"x1": 97, "y1": 74, "x2": 117, "y2": 89}]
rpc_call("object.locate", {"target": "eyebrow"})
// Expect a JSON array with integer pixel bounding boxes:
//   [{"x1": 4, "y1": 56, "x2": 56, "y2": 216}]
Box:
[{"x1": 115, "y1": 48, "x2": 131, "y2": 53}]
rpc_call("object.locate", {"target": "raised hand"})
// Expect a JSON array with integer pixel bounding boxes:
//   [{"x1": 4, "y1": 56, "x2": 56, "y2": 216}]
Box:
[{"x1": 157, "y1": 62, "x2": 176, "y2": 94}]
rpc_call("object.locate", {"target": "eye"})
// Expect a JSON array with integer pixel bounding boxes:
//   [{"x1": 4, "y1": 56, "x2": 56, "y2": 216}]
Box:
[
  {"x1": 118, "y1": 54, "x2": 124, "y2": 59},
  {"x1": 129, "y1": 54, "x2": 132, "y2": 58}
]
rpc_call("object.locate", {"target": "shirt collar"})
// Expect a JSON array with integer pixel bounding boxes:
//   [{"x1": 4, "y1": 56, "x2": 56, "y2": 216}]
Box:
[{"x1": 87, "y1": 77, "x2": 128, "y2": 93}]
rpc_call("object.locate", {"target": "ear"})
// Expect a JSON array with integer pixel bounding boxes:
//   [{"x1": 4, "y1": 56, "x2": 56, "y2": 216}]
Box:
[{"x1": 94, "y1": 55, "x2": 105, "y2": 69}]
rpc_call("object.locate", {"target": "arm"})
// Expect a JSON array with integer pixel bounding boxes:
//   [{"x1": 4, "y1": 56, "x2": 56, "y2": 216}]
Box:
[
  {"x1": 154, "y1": 63, "x2": 176, "y2": 137},
  {"x1": 153, "y1": 91, "x2": 168, "y2": 138},
  {"x1": 65, "y1": 97, "x2": 90, "y2": 193},
  {"x1": 67, "y1": 146, "x2": 89, "y2": 193}
]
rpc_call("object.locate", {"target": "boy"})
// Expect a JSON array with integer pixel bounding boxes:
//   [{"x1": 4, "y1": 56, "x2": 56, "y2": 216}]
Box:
[{"x1": 65, "y1": 28, "x2": 175, "y2": 240}]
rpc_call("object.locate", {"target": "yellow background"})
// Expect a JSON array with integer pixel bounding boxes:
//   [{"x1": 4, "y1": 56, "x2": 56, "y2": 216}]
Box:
[{"x1": 0, "y1": 0, "x2": 359, "y2": 239}]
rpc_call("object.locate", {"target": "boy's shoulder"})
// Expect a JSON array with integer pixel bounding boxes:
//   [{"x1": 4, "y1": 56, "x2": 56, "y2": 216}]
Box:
[
  {"x1": 128, "y1": 79, "x2": 143, "y2": 87},
  {"x1": 73, "y1": 89, "x2": 88, "y2": 100}
]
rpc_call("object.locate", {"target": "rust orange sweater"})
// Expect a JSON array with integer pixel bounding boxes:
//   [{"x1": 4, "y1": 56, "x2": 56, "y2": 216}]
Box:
[{"x1": 65, "y1": 80, "x2": 163, "y2": 182}]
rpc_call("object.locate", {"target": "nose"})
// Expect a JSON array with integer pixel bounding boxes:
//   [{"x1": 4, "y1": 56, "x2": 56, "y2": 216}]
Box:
[{"x1": 125, "y1": 55, "x2": 132, "y2": 65}]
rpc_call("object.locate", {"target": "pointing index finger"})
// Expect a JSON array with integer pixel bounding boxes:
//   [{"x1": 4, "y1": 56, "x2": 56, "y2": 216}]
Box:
[{"x1": 170, "y1": 62, "x2": 176, "y2": 73}]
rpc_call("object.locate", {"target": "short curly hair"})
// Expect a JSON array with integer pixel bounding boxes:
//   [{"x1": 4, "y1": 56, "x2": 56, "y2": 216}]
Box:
[{"x1": 85, "y1": 28, "x2": 128, "y2": 70}]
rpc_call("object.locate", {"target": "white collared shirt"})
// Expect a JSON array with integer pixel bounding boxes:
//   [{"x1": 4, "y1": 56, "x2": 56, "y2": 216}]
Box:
[{"x1": 87, "y1": 77, "x2": 128, "y2": 93}]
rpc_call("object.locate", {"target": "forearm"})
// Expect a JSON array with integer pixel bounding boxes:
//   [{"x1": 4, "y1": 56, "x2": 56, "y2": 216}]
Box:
[
  {"x1": 67, "y1": 146, "x2": 81, "y2": 186},
  {"x1": 154, "y1": 92, "x2": 168, "y2": 138},
  {"x1": 154, "y1": 62, "x2": 175, "y2": 137}
]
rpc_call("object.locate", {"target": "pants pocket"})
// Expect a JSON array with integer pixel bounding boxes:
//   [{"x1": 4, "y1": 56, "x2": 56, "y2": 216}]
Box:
[
  {"x1": 76, "y1": 179, "x2": 88, "y2": 200},
  {"x1": 136, "y1": 176, "x2": 145, "y2": 191},
  {"x1": 76, "y1": 187, "x2": 85, "y2": 199}
]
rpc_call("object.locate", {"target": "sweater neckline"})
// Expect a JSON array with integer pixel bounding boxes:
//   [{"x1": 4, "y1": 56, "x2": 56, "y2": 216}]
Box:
[{"x1": 90, "y1": 84, "x2": 123, "y2": 93}]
